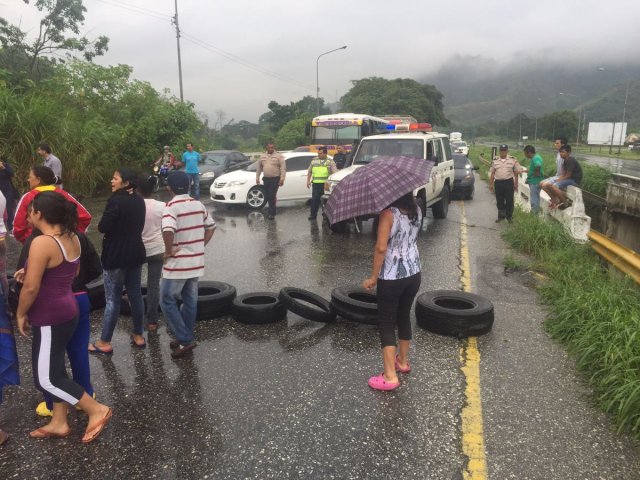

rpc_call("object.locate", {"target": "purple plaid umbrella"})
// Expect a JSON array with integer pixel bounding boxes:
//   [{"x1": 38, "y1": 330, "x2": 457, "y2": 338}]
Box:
[{"x1": 324, "y1": 156, "x2": 435, "y2": 225}]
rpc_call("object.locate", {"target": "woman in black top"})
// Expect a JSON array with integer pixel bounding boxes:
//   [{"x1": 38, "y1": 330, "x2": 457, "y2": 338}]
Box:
[{"x1": 89, "y1": 168, "x2": 147, "y2": 354}]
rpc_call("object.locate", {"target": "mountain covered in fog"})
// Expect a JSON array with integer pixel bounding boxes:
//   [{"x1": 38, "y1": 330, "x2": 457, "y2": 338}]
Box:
[{"x1": 421, "y1": 56, "x2": 640, "y2": 129}]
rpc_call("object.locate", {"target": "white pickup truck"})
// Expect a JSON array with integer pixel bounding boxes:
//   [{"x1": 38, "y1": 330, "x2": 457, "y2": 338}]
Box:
[{"x1": 324, "y1": 130, "x2": 455, "y2": 230}]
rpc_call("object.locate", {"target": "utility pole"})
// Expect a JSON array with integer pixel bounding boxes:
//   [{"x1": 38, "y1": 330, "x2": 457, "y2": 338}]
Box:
[{"x1": 172, "y1": 0, "x2": 184, "y2": 102}]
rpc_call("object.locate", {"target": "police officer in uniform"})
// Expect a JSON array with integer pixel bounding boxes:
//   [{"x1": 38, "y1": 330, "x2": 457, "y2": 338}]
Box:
[
  {"x1": 489, "y1": 144, "x2": 521, "y2": 223},
  {"x1": 306, "y1": 146, "x2": 336, "y2": 220}
]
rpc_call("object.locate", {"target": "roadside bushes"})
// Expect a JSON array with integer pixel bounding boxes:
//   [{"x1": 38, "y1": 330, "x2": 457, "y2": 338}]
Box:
[
  {"x1": 504, "y1": 210, "x2": 640, "y2": 439},
  {"x1": 0, "y1": 61, "x2": 205, "y2": 196}
]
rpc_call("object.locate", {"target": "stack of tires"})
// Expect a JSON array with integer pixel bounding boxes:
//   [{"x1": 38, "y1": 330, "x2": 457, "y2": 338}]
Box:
[
  {"x1": 119, "y1": 280, "x2": 237, "y2": 322},
  {"x1": 329, "y1": 286, "x2": 378, "y2": 325},
  {"x1": 415, "y1": 290, "x2": 494, "y2": 337}
]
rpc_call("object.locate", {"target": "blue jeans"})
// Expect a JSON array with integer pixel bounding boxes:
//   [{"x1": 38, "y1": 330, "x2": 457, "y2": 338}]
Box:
[
  {"x1": 160, "y1": 277, "x2": 199, "y2": 344},
  {"x1": 101, "y1": 266, "x2": 144, "y2": 342},
  {"x1": 45, "y1": 293, "x2": 93, "y2": 409},
  {"x1": 529, "y1": 183, "x2": 541, "y2": 214},
  {"x1": 187, "y1": 172, "x2": 200, "y2": 199}
]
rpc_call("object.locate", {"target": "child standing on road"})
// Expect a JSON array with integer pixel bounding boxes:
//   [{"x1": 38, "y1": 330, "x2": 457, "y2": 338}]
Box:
[{"x1": 363, "y1": 192, "x2": 422, "y2": 391}]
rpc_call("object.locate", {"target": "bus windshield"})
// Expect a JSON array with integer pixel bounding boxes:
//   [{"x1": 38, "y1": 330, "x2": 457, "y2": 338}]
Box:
[
  {"x1": 313, "y1": 125, "x2": 360, "y2": 144},
  {"x1": 309, "y1": 113, "x2": 390, "y2": 155}
]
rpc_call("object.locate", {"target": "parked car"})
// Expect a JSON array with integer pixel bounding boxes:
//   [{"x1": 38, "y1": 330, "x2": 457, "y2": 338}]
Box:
[
  {"x1": 452, "y1": 153, "x2": 476, "y2": 200},
  {"x1": 452, "y1": 141, "x2": 469, "y2": 156},
  {"x1": 198, "y1": 150, "x2": 252, "y2": 189},
  {"x1": 210, "y1": 152, "x2": 328, "y2": 209}
]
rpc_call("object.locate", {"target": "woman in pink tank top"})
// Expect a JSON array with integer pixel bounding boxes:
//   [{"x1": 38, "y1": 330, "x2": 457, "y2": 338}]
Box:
[{"x1": 16, "y1": 191, "x2": 113, "y2": 444}]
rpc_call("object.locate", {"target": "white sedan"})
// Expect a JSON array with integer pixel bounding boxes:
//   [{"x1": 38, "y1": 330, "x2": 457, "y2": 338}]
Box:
[{"x1": 210, "y1": 152, "x2": 328, "y2": 209}]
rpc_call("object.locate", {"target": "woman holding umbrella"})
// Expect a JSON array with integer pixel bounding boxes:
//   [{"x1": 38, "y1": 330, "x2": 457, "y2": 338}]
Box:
[{"x1": 362, "y1": 191, "x2": 422, "y2": 391}]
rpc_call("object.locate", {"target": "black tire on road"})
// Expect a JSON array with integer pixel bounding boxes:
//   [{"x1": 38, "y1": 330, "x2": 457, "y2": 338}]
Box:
[
  {"x1": 415, "y1": 290, "x2": 494, "y2": 337},
  {"x1": 431, "y1": 184, "x2": 450, "y2": 219},
  {"x1": 330, "y1": 301, "x2": 378, "y2": 326},
  {"x1": 278, "y1": 287, "x2": 336, "y2": 323},
  {"x1": 247, "y1": 186, "x2": 266, "y2": 210},
  {"x1": 330, "y1": 286, "x2": 377, "y2": 316},
  {"x1": 196, "y1": 281, "x2": 237, "y2": 321},
  {"x1": 232, "y1": 292, "x2": 287, "y2": 325}
]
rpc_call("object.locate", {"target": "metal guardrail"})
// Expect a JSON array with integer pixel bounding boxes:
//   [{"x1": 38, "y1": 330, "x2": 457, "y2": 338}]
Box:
[{"x1": 587, "y1": 230, "x2": 640, "y2": 284}]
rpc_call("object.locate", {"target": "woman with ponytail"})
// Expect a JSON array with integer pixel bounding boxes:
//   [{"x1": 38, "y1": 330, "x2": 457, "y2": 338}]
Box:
[
  {"x1": 16, "y1": 191, "x2": 112, "y2": 443},
  {"x1": 89, "y1": 168, "x2": 146, "y2": 354},
  {"x1": 362, "y1": 192, "x2": 423, "y2": 391}
]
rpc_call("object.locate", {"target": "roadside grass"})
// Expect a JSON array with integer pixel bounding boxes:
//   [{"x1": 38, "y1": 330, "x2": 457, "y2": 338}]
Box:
[
  {"x1": 503, "y1": 254, "x2": 527, "y2": 271},
  {"x1": 503, "y1": 210, "x2": 640, "y2": 439}
]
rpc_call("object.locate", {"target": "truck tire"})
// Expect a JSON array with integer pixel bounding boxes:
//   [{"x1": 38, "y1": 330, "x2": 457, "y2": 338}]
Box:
[
  {"x1": 415, "y1": 290, "x2": 494, "y2": 337},
  {"x1": 278, "y1": 287, "x2": 336, "y2": 323},
  {"x1": 330, "y1": 301, "x2": 378, "y2": 326},
  {"x1": 232, "y1": 292, "x2": 287, "y2": 325},
  {"x1": 330, "y1": 286, "x2": 377, "y2": 315},
  {"x1": 196, "y1": 281, "x2": 237, "y2": 321},
  {"x1": 431, "y1": 184, "x2": 450, "y2": 219}
]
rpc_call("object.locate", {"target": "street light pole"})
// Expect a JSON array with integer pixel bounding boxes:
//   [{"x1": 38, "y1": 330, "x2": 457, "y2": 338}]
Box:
[
  {"x1": 172, "y1": 0, "x2": 184, "y2": 102},
  {"x1": 316, "y1": 46, "x2": 347, "y2": 115},
  {"x1": 559, "y1": 92, "x2": 580, "y2": 145},
  {"x1": 618, "y1": 79, "x2": 630, "y2": 154},
  {"x1": 597, "y1": 67, "x2": 630, "y2": 154}
]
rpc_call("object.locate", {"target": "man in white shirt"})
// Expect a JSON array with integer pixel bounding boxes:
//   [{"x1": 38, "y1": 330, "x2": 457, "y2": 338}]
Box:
[
  {"x1": 160, "y1": 171, "x2": 216, "y2": 358},
  {"x1": 36, "y1": 142, "x2": 62, "y2": 186}
]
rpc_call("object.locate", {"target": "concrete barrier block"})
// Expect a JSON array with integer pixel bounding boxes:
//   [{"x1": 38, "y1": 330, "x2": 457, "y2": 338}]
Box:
[{"x1": 515, "y1": 173, "x2": 591, "y2": 243}]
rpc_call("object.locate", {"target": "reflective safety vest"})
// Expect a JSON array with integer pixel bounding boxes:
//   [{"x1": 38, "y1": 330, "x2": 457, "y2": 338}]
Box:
[{"x1": 311, "y1": 159, "x2": 331, "y2": 183}]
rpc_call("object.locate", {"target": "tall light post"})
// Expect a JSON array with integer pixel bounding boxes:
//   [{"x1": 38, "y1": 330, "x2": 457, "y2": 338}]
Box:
[
  {"x1": 597, "y1": 67, "x2": 630, "y2": 154},
  {"x1": 316, "y1": 45, "x2": 347, "y2": 114},
  {"x1": 559, "y1": 92, "x2": 581, "y2": 146}
]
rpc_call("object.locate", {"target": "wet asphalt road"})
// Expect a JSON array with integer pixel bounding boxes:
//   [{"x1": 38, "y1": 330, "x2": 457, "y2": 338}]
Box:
[{"x1": 1, "y1": 184, "x2": 639, "y2": 479}]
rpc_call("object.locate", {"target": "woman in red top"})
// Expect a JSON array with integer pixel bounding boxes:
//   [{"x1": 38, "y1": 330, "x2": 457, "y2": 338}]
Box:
[
  {"x1": 16, "y1": 192, "x2": 112, "y2": 443},
  {"x1": 12, "y1": 166, "x2": 91, "y2": 244}
]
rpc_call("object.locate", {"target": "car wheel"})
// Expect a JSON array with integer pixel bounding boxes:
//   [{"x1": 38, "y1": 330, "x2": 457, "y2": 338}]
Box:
[
  {"x1": 232, "y1": 292, "x2": 287, "y2": 325},
  {"x1": 432, "y1": 184, "x2": 450, "y2": 219},
  {"x1": 246, "y1": 186, "x2": 266, "y2": 209},
  {"x1": 330, "y1": 286, "x2": 377, "y2": 316},
  {"x1": 278, "y1": 287, "x2": 336, "y2": 323},
  {"x1": 196, "y1": 281, "x2": 236, "y2": 321},
  {"x1": 330, "y1": 301, "x2": 378, "y2": 326},
  {"x1": 415, "y1": 290, "x2": 494, "y2": 337},
  {"x1": 417, "y1": 193, "x2": 427, "y2": 217}
]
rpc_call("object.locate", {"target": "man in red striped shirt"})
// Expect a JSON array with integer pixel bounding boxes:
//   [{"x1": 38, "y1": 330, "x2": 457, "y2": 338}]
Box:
[{"x1": 160, "y1": 171, "x2": 216, "y2": 358}]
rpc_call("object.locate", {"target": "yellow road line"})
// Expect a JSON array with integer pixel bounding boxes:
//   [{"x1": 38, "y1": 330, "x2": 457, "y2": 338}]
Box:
[{"x1": 459, "y1": 202, "x2": 488, "y2": 480}]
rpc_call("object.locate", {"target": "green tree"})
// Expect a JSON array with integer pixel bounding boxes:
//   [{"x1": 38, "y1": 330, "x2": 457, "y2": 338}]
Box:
[
  {"x1": 340, "y1": 77, "x2": 449, "y2": 126},
  {"x1": 0, "y1": 0, "x2": 109, "y2": 81},
  {"x1": 275, "y1": 116, "x2": 312, "y2": 150},
  {"x1": 262, "y1": 95, "x2": 329, "y2": 133}
]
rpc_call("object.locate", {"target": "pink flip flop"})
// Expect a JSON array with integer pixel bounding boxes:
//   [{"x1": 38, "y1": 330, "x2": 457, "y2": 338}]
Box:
[
  {"x1": 395, "y1": 356, "x2": 411, "y2": 374},
  {"x1": 368, "y1": 374, "x2": 400, "y2": 391}
]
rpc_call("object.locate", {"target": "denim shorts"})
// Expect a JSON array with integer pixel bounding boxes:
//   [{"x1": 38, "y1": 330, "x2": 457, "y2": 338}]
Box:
[{"x1": 555, "y1": 179, "x2": 578, "y2": 190}]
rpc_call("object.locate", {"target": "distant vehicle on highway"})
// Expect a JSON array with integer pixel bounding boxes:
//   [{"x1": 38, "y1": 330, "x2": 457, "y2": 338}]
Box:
[
  {"x1": 198, "y1": 150, "x2": 252, "y2": 189},
  {"x1": 452, "y1": 141, "x2": 469, "y2": 156},
  {"x1": 210, "y1": 152, "x2": 329, "y2": 209},
  {"x1": 452, "y1": 153, "x2": 476, "y2": 200}
]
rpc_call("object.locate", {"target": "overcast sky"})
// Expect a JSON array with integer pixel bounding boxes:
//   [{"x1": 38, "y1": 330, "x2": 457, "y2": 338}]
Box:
[{"x1": 6, "y1": 0, "x2": 640, "y2": 123}]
